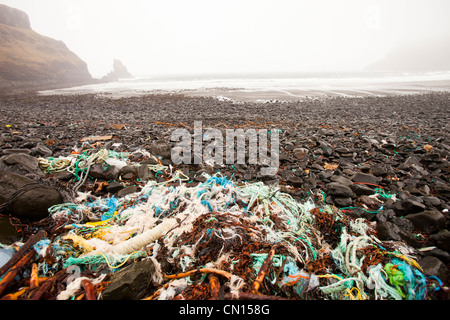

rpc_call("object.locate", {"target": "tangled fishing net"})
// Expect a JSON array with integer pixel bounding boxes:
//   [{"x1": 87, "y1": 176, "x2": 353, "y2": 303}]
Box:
[{"x1": 10, "y1": 148, "x2": 442, "y2": 300}]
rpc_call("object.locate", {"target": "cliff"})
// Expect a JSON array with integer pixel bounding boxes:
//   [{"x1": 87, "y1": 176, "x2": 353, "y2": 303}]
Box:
[{"x1": 0, "y1": 4, "x2": 93, "y2": 88}]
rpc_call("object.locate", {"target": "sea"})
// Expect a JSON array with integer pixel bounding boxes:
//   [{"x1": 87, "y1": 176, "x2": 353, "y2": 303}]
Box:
[{"x1": 39, "y1": 71, "x2": 450, "y2": 102}]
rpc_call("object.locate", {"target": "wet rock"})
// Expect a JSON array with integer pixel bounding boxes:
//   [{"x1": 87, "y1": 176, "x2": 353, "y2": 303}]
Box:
[
  {"x1": 293, "y1": 147, "x2": 309, "y2": 160},
  {"x1": 105, "y1": 165, "x2": 120, "y2": 181},
  {"x1": 350, "y1": 183, "x2": 375, "y2": 196},
  {"x1": 371, "y1": 165, "x2": 388, "y2": 177},
  {"x1": 286, "y1": 175, "x2": 303, "y2": 188},
  {"x1": 32, "y1": 143, "x2": 53, "y2": 157},
  {"x1": 0, "y1": 153, "x2": 44, "y2": 178},
  {"x1": 0, "y1": 170, "x2": 63, "y2": 220},
  {"x1": 137, "y1": 164, "x2": 152, "y2": 182},
  {"x1": 316, "y1": 128, "x2": 334, "y2": 136},
  {"x1": 391, "y1": 216, "x2": 415, "y2": 232},
  {"x1": 102, "y1": 259, "x2": 156, "y2": 300},
  {"x1": 404, "y1": 156, "x2": 422, "y2": 168},
  {"x1": 119, "y1": 166, "x2": 137, "y2": 180},
  {"x1": 0, "y1": 216, "x2": 19, "y2": 245},
  {"x1": 427, "y1": 248, "x2": 450, "y2": 264},
  {"x1": 376, "y1": 221, "x2": 402, "y2": 241},
  {"x1": 151, "y1": 140, "x2": 172, "y2": 159},
  {"x1": 405, "y1": 210, "x2": 446, "y2": 234},
  {"x1": 422, "y1": 196, "x2": 441, "y2": 208},
  {"x1": 376, "y1": 220, "x2": 421, "y2": 247},
  {"x1": 194, "y1": 171, "x2": 208, "y2": 183},
  {"x1": 333, "y1": 196, "x2": 353, "y2": 207},
  {"x1": 89, "y1": 164, "x2": 107, "y2": 180},
  {"x1": 417, "y1": 184, "x2": 430, "y2": 196},
  {"x1": 326, "y1": 182, "x2": 356, "y2": 198},
  {"x1": 335, "y1": 147, "x2": 350, "y2": 154},
  {"x1": 2, "y1": 148, "x2": 31, "y2": 155},
  {"x1": 418, "y1": 256, "x2": 449, "y2": 283},
  {"x1": 330, "y1": 175, "x2": 353, "y2": 187},
  {"x1": 434, "y1": 183, "x2": 450, "y2": 200},
  {"x1": 393, "y1": 198, "x2": 426, "y2": 216},
  {"x1": 106, "y1": 181, "x2": 124, "y2": 194},
  {"x1": 318, "y1": 170, "x2": 333, "y2": 181},
  {"x1": 351, "y1": 172, "x2": 382, "y2": 186},
  {"x1": 376, "y1": 208, "x2": 396, "y2": 222},
  {"x1": 53, "y1": 170, "x2": 73, "y2": 181},
  {"x1": 421, "y1": 153, "x2": 442, "y2": 163},
  {"x1": 116, "y1": 186, "x2": 139, "y2": 198},
  {"x1": 430, "y1": 229, "x2": 450, "y2": 252}
]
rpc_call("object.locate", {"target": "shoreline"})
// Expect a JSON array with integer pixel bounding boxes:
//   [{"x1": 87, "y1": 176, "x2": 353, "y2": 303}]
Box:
[{"x1": 33, "y1": 75, "x2": 450, "y2": 103}]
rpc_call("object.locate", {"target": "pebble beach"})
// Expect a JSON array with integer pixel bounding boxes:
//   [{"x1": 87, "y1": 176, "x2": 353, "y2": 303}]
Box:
[{"x1": 0, "y1": 90, "x2": 449, "y2": 301}]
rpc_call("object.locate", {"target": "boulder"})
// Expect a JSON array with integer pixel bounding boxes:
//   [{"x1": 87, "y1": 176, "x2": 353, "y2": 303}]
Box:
[
  {"x1": 376, "y1": 221, "x2": 402, "y2": 242},
  {"x1": 418, "y1": 256, "x2": 449, "y2": 283},
  {"x1": 333, "y1": 196, "x2": 353, "y2": 208},
  {"x1": 89, "y1": 164, "x2": 107, "y2": 180},
  {"x1": 405, "y1": 210, "x2": 446, "y2": 234},
  {"x1": 0, "y1": 153, "x2": 44, "y2": 178},
  {"x1": 330, "y1": 175, "x2": 353, "y2": 187},
  {"x1": 422, "y1": 196, "x2": 442, "y2": 208},
  {"x1": 32, "y1": 143, "x2": 53, "y2": 157},
  {"x1": 326, "y1": 182, "x2": 356, "y2": 198},
  {"x1": 0, "y1": 170, "x2": 63, "y2": 220},
  {"x1": 106, "y1": 181, "x2": 124, "y2": 194},
  {"x1": 350, "y1": 183, "x2": 375, "y2": 196},
  {"x1": 151, "y1": 140, "x2": 172, "y2": 160},
  {"x1": 137, "y1": 164, "x2": 153, "y2": 182},
  {"x1": 351, "y1": 172, "x2": 382, "y2": 186},
  {"x1": 2, "y1": 148, "x2": 31, "y2": 155},
  {"x1": 375, "y1": 220, "x2": 421, "y2": 247},
  {"x1": 433, "y1": 183, "x2": 450, "y2": 200},
  {"x1": 430, "y1": 229, "x2": 450, "y2": 252},
  {"x1": 286, "y1": 175, "x2": 303, "y2": 188},
  {"x1": 101, "y1": 259, "x2": 155, "y2": 300},
  {"x1": 293, "y1": 147, "x2": 309, "y2": 160},
  {"x1": 116, "y1": 186, "x2": 139, "y2": 198},
  {"x1": 105, "y1": 165, "x2": 120, "y2": 181},
  {"x1": 119, "y1": 166, "x2": 137, "y2": 180},
  {"x1": 393, "y1": 198, "x2": 426, "y2": 216}
]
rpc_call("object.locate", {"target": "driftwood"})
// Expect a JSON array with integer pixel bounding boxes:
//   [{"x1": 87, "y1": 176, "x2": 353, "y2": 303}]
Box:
[
  {"x1": 81, "y1": 279, "x2": 96, "y2": 300},
  {"x1": 164, "y1": 267, "x2": 233, "y2": 280},
  {"x1": 30, "y1": 268, "x2": 67, "y2": 300},
  {"x1": 29, "y1": 263, "x2": 39, "y2": 290},
  {"x1": 0, "y1": 249, "x2": 35, "y2": 296},
  {"x1": 208, "y1": 275, "x2": 221, "y2": 300},
  {"x1": 0, "y1": 230, "x2": 46, "y2": 278},
  {"x1": 252, "y1": 244, "x2": 279, "y2": 294},
  {"x1": 0, "y1": 287, "x2": 29, "y2": 300},
  {"x1": 224, "y1": 292, "x2": 289, "y2": 300}
]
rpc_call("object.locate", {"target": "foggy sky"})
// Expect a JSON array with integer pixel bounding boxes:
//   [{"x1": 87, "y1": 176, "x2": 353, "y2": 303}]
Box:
[{"x1": 1, "y1": 0, "x2": 450, "y2": 78}]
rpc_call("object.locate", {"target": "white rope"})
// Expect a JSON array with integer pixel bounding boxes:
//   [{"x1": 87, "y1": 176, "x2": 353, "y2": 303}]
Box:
[{"x1": 111, "y1": 218, "x2": 178, "y2": 255}]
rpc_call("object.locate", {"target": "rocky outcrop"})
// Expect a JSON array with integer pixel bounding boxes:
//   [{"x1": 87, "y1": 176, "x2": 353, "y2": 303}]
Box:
[
  {"x1": 101, "y1": 59, "x2": 133, "y2": 82},
  {"x1": 0, "y1": 4, "x2": 92, "y2": 88}
]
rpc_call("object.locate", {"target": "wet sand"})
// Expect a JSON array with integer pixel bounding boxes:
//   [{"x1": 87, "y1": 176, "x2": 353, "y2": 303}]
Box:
[
  {"x1": 182, "y1": 79, "x2": 450, "y2": 102},
  {"x1": 38, "y1": 77, "x2": 450, "y2": 102}
]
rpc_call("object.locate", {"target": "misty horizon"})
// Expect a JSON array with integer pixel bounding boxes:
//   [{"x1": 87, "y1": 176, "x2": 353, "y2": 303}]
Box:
[{"x1": 1, "y1": 0, "x2": 450, "y2": 78}]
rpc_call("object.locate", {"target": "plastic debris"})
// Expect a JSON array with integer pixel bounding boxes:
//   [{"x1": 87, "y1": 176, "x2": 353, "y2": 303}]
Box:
[{"x1": 0, "y1": 148, "x2": 445, "y2": 301}]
